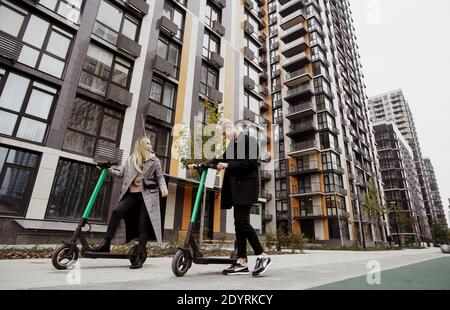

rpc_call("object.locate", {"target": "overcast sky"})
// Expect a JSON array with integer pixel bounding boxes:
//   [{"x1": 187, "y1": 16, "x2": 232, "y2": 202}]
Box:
[{"x1": 349, "y1": 0, "x2": 450, "y2": 224}]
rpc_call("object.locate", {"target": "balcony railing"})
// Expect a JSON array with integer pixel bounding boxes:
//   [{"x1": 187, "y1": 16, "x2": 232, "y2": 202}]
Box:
[
  {"x1": 290, "y1": 140, "x2": 319, "y2": 152},
  {"x1": 286, "y1": 83, "x2": 312, "y2": 97},
  {"x1": 290, "y1": 160, "x2": 320, "y2": 174},
  {"x1": 291, "y1": 182, "x2": 323, "y2": 196},
  {"x1": 293, "y1": 205, "x2": 324, "y2": 218},
  {"x1": 287, "y1": 101, "x2": 315, "y2": 115}
]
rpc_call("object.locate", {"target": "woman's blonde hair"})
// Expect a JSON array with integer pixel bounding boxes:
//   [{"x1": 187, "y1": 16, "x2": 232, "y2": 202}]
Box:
[{"x1": 129, "y1": 136, "x2": 152, "y2": 174}]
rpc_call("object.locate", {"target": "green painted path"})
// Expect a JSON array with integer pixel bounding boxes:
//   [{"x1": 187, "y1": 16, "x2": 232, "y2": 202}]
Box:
[{"x1": 311, "y1": 257, "x2": 450, "y2": 290}]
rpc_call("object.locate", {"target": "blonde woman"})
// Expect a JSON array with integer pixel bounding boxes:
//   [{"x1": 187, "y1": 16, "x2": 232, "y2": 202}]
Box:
[{"x1": 92, "y1": 136, "x2": 168, "y2": 269}]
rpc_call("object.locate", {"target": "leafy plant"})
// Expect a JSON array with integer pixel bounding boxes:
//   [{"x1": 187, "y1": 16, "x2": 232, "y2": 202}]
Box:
[{"x1": 281, "y1": 232, "x2": 309, "y2": 254}]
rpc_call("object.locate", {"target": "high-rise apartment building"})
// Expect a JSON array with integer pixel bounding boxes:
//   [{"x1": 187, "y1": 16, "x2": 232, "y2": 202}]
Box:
[
  {"x1": 423, "y1": 158, "x2": 448, "y2": 228},
  {"x1": 369, "y1": 90, "x2": 435, "y2": 229},
  {"x1": 0, "y1": 0, "x2": 278, "y2": 244},
  {"x1": 0, "y1": 0, "x2": 390, "y2": 246},
  {"x1": 373, "y1": 122, "x2": 430, "y2": 243},
  {"x1": 267, "y1": 0, "x2": 387, "y2": 245}
]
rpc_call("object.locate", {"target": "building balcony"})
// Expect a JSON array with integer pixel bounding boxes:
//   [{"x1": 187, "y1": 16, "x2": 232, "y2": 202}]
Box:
[
  {"x1": 242, "y1": 47, "x2": 256, "y2": 61},
  {"x1": 284, "y1": 82, "x2": 314, "y2": 103},
  {"x1": 244, "y1": 76, "x2": 256, "y2": 91},
  {"x1": 289, "y1": 160, "x2": 320, "y2": 176},
  {"x1": 264, "y1": 211, "x2": 273, "y2": 222},
  {"x1": 322, "y1": 163, "x2": 345, "y2": 175},
  {"x1": 281, "y1": 23, "x2": 307, "y2": 43},
  {"x1": 325, "y1": 185, "x2": 347, "y2": 196},
  {"x1": 282, "y1": 51, "x2": 311, "y2": 72},
  {"x1": 289, "y1": 140, "x2": 320, "y2": 157},
  {"x1": 117, "y1": 34, "x2": 141, "y2": 58},
  {"x1": 211, "y1": 0, "x2": 227, "y2": 8},
  {"x1": 280, "y1": 9, "x2": 306, "y2": 30},
  {"x1": 287, "y1": 120, "x2": 318, "y2": 137},
  {"x1": 293, "y1": 205, "x2": 324, "y2": 219},
  {"x1": 279, "y1": 0, "x2": 306, "y2": 18},
  {"x1": 260, "y1": 101, "x2": 270, "y2": 112},
  {"x1": 128, "y1": 0, "x2": 150, "y2": 15},
  {"x1": 291, "y1": 183, "x2": 323, "y2": 197},
  {"x1": 260, "y1": 190, "x2": 273, "y2": 202},
  {"x1": 0, "y1": 30, "x2": 23, "y2": 63},
  {"x1": 106, "y1": 84, "x2": 133, "y2": 107},
  {"x1": 286, "y1": 101, "x2": 316, "y2": 120},
  {"x1": 159, "y1": 16, "x2": 178, "y2": 37},
  {"x1": 261, "y1": 170, "x2": 272, "y2": 182},
  {"x1": 207, "y1": 51, "x2": 224, "y2": 69},
  {"x1": 212, "y1": 20, "x2": 226, "y2": 37},
  {"x1": 282, "y1": 37, "x2": 309, "y2": 58},
  {"x1": 284, "y1": 67, "x2": 313, "y2": 87},
  {"x1": 154, "y1": 55, "x2": 176, "y2": 77}
]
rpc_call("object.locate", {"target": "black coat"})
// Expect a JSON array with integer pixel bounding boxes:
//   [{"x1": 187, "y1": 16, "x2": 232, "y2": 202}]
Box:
[{"x1": 208, "y1": 133, "x2": 260, "y2": 209}]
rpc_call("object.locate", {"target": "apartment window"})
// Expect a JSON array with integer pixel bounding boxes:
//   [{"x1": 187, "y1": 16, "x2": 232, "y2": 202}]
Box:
[
  {"x1": 156, "y1": 37, "x2": 181, "y2": 78},
  {"x1": 272, "y1": 78, "x2": 280, "y2": 92},
  {"x1": 38, "y1": 0, "x2": 83, "y2": 24},
  {"x1": 145, "y1": 123, "x2": 171, "y2": 173},
  {"x1": 163, "y1": 1, "x2": 185, "y2": 40},
  {"x1": 318, "y1": 112, "x2": 335, "y2": 130},
  {"x1": 205, "y1": 1, "x2": 222, "y2": 28},
  {"x1": 93, "y1": 0, "x2": 140, "y2": 45},
  {"x1": 79, "y1": 44, "x2": 132, "y2": 96},
  {"x1": 63, "y1": 97, "x2": 124, "y2": 156},
  {"x1": 244, "y1": 92, "x2": 260, "y2": 123},
  {"x1": 0, "y1": 70, "x2": 57, "y2": 143},
  {"x1": 46, "y1": 158, "x2": 112, "y2": 222},
  {"x1": 202, "y1": 31, "x2": 220, "y2": 59},
  {"x1": 0, "y1": 145, "x2": 40, "y2": 217},
  {"x1": 244, "y1": 62, "x2": 259, "y2": 83},
  {"x1": 0, "y1": 2, "x2": 74, "y2": 78},
  {"x1": 149, "y1": 77, "x2": 176, "y2": 124},
  {"x1": 200, "y1": 63, "x2": 219, "y2": 95},
  {"x1": 245, "y1": 36, "x2": 259, "y2": 58},
  {"x1": 324, "y1": 173, "x2": 344, "y2": 193},
  {"x1": 271, "y1": 63, "x2": 280, "y2": 72},
  {"x1": 322, "y1": 151, "x2": 341, "y2": 170}
]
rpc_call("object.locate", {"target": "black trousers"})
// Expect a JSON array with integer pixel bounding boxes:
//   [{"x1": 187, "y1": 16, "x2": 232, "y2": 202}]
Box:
[
  {"x1": 234, "y1": 205, "x2": 264, "y2": 259},
  {"x1": 105, "y1": 192, "x2": 151, "y2": 253}
]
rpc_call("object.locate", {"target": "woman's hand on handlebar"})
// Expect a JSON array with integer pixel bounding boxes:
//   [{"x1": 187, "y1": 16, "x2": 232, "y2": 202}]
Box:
[{"x1": 186, "y1": 164, "x2": 198, "y2": 170}]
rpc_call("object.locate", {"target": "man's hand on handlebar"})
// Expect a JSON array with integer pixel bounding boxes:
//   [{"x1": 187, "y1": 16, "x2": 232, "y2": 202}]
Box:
[{"x1": 186, "y1": 163, "x2": 228, "y2": 171}]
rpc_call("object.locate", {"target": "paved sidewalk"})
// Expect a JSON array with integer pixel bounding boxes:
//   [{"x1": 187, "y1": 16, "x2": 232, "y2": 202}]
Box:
[{"x1": 0, "y1": 248, "x2": 447, "y2": 290}]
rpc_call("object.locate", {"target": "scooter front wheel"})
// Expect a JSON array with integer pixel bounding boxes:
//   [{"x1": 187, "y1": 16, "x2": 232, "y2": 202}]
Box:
[
  {"x1": 52, "y1": 243, "x2": 79, "y2": 270},
  {"x1": 172, "y1": 249, "x2": 192, "y2": 277}
]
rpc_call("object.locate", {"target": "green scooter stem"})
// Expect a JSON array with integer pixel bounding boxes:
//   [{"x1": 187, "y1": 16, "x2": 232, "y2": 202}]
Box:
[
  {"x1": 190, "y1": 170, "x2": 207, "y2": 223},
  {"x1": 82, "y1": 168, "x2": 108, "y2": 220}
]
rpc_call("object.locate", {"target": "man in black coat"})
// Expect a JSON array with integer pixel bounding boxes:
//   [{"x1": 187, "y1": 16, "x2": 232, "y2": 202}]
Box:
[{"x1": 188, "y1": 119, "x2": 272, "y2": 276}]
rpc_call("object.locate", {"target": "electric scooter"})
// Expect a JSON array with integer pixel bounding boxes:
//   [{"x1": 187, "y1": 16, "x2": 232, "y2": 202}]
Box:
[
  {"x1": 171, "y1": 164, "x2": 237, "y2": 277},
  {"x1": 51, "y1": 142, "x2": 146, "y2": 270}
]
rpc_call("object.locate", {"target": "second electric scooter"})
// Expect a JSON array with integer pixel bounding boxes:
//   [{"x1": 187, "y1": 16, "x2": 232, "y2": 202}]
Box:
[
  {"x1": 171, "y1": 164, "x2": 237, "y2": 277},
  {"x1": 51, "y1": 142, "x2": 147, "y2": 270}
]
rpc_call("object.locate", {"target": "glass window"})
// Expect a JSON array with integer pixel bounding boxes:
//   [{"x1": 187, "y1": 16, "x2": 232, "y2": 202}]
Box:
[
  {"x1": 79, "y1": 44, "x2": 132, "y2": 96},
  {"x1": 0, "y1": 71, "x2": 57, "y2": 143},
  {"x1": 93, "y1": 0, "x2": 140, "y2": 44},
  {"x1": 46, "y1": 158, "x2": 112, "y2": 221},
  {"x1": 0, "y1": 145, "x2": 40, "y2": 216},
  {"x1": 8, "y1": 5, "x2": 75, "y2": 79},
  {"x1": 156, "y1": 38, "x2": 181, "y2": 78},
  {"x1": 203, "y1": 31, "x2": 220, "y2": 59},
  {"x1": 0, "y1": 4, "x2": 26, "y2": 36},
  {"x1": 148, "y1": 77, "x2": 176, "y2": 124},
  {"x1": 163, "y1": 1, "x2": 185, "y2": 40},
  {"x1": 39, "y1": 0, "x2": 83, "y2": 24},
  {"x1": 62, "y1": 97, "x2": 123, "y2": 156},
  {"x1": 145, "y1": 123, "x2": 171, "y2": 173},
  {"x1": 205, "y1": 2, "x2": 221, "y2": 28},
  {"x1": 200, "y1": 63, "x2": 219, "y2": 96}
]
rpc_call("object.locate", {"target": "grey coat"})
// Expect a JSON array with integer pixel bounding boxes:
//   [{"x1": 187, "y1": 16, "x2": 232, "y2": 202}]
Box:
[{"x1": 107, "y1": 155, "x2": 167, "y2": 245}]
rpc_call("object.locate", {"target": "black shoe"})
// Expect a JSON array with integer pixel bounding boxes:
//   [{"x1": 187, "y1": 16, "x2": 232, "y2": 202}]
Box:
[
  {"x1": 130, "y1": 253, "x2": 145, "y2": 269},
  {"x1": 91, "y1": 239, "x2": 111, "y2": 253},
  {"x1": 252, "y1": 256, "x2": 272, "y2": 277},
  {"x1": 222, "y1": 263, "x2": 249, "y2": 275}
]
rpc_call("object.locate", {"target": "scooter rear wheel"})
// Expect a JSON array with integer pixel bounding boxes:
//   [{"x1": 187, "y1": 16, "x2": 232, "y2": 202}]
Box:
[
  {"x1": 52, "y1": 243, "x2": 79, "y2": 270},
  {"x1": 129, "y1": 245, "x2": 147, "y2": 265},
  {"x1": 172, "y1": 249, "x2": 191, "y2": 277}
]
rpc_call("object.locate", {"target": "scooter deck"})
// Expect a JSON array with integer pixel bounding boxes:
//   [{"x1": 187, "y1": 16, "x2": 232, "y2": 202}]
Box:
[
  {"x1": 82, "y1": 251, "x2": 132, "y2": 259},
  {"x1": 194, "y1": 257, "x2": 237, "y2": 265}
]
